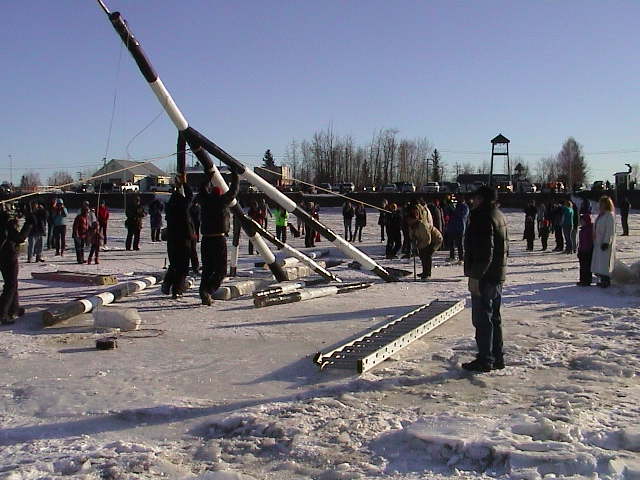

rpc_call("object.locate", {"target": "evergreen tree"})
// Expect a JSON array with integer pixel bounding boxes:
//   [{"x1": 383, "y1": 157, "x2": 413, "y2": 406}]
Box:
[
  {"x1": 262, "y1": 149, "x2": 277, "y2": 169},
  {"x1": 557, "y1": 137, "x2": 588, "y2": 188},
  {"x1": 430, "y1": 149, "x2": 441, "y2": 182}
]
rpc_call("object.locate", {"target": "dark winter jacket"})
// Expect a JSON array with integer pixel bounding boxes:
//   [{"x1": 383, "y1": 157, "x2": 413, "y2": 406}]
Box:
[
  {"x1": 0, "y1": 211, "x2": 31, "y2": 256},
  {"x1": 464, "y1": 203, "x2": 509, "y2": 283},
  {"x1": 355, "y1": 206, "x2": 367, "y2": 227},
  {"x1": 342, "y1": 203, "x2": 354, "y2": 219},
  {"x1": 572, "y1": 204, "x2": 579, "y2": 229},
  {"x1": 578, "y1": 215, "x2": 594, "y2": 253},
  {"x1": 195, "y1": 172, "x2": 239, "y2": 236},
  {"x1": 189, "y1": 203, "x2": 201, "y2": 227},
  {"x1": 447, "y1": 202, "x2": 469, "y2": 236},
  {"x1": 149, "y1": 199, "x2": 164, "y2": 229},
  {"x1": 125, "y1": 201, "x2": 145, "y2": 230},
  {"x1": 620, "y1": 198, "x2": 631, "y2": 215},
  {"x1": 387, "y1": 210, "x2": 402, "y2": 233},
  {"x1": 166, "y1": 184, "x2": 195, "y2": 243},
  {"x1": 524, "y1": 205, "x2": 537, "y2": 220},
  {"x1": 579, "y1": 199, "x2": 592, "y2": 215},
  {"x1": 523, "y1": 216, "x2": 535, "y2": 241}
]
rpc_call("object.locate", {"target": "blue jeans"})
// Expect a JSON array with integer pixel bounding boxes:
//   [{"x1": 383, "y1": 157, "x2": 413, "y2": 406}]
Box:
[
  {"x1": 471, "y1": 281, "x2": 503, "y2": 365},
  {"x1": 27, "y1": 235, "x2": 43, "y2": 262}
]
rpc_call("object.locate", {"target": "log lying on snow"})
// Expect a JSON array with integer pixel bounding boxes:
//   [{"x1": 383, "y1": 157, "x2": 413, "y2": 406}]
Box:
[
  {"x1": 213, "y1": 278, "x2": 275, "y2": 300},
  {"x1": 42, "y1": 274, "x2": 195, "y2": 326},
  {"x1": 254, "y1": 249, "x2": 330, "y2": 268},
  {"x1": 254, "y1": 282, "x2": 374, "y2": 308},
  {"x1": 32, "y1": 271, "x2": 118, "y2": 286},
  {"x1": 253, "y1": 278, "x2": 329, "y2": 299}
]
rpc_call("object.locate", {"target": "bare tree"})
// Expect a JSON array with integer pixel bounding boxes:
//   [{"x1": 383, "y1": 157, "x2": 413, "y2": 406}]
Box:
[
  {"x1": 47, "y1": 171, "x2": 74, "y2": 187},
  {"x1": 535, "y1": 156, "x2": 559, "y2": 183},
  {"x1": 19, "y1": 171, "x2": 41, "y2": 189}
]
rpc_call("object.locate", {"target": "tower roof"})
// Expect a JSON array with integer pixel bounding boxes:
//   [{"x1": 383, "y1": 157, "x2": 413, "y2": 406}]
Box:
[{"x1": 491, "y1": 134, "x2": 510, "y2": 144}]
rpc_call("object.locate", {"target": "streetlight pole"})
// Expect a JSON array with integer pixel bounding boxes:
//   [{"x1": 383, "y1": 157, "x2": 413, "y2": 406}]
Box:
[{"x1": 8, "y1": 154, "x2": 13, "y2": 186}]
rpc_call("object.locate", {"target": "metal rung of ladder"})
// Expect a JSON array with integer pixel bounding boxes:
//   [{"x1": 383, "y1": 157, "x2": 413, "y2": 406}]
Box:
[{"x1": 314, "y1": 300, "x2": 465, "y2": 374}]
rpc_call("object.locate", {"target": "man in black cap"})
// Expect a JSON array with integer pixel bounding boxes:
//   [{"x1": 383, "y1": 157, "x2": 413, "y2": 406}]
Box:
[
  {"x1": 463, "y1": 185, "x2": 509, "y2": 372},
  {"x1": 195, "y1": 168, "x2": 239, "y2": 306}
]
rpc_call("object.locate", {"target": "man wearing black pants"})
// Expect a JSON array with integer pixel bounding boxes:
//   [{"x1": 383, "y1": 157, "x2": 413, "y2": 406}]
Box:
[
  {"x1": 463, "y1": 186, "x2": 509, "y2": 373},
  {"x1": 196, "y1": 168, "x2": 239, "y2": 306},
  {"x1": 620, "y1": 195, "x2": 630, "y2": 236},
  {"x1": 125, "y1": 195, "x2": 145, "y2": 251},
  {"x1": 162, "y1": 177, "x2": 195, "y2": 299},
  {"x1": 0, "y1": 209, "x2": 32, "y2": 324}
]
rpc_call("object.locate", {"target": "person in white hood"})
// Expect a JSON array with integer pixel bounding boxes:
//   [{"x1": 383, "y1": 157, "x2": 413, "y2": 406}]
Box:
[{"x1": 591, "y1": 196, "x2": 616, "y2": 288}]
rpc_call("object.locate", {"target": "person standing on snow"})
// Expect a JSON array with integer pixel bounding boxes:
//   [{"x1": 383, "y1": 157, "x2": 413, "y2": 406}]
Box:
[
  {"x1": 463, "y1": 186, "x2": 509, "y2": 373},
  {"x1": 576, "y1": 214, "x2": 594, "y2": 286},
  {"x1": 162, "y1": 175, "x2": 195, "y2": 299},
  {"x1": 562, "y1": 200, "x2": 575, "y2": 254},
  {"x1": 125, "y1": 195, "x2": 145, "y2": 251},
  {"x1": 97, "y1": 200, "x2": 110, "y2": 246},
  {"x1": 51, "y1": 198, "x2": 68, "y2": 256},
  {"x1": 148, "y1": 196, "x2": 164, "y2": 242},
  {"x1": 274, "y1": 205, "x2": 289, "y2": 243},
  {"x1": 447, "y1": 199, "x2": 469, "y2": 262},
  {"x1": 353, "y1": 203, "x2": 367, "y2": 242},
  {"x1": 385, "y1": 203, "x2": 403, "y2": 259},
  {"x1": 195, "y1": 168, "x2": 239, "y2": 306},
  {"x1": 342, "y1": 201, "x2": 354, "y2": 241},
  {"x1": 619, "y1": 194, "x2": 631, "y2": 236},
  {"x1": 591, "y1": 196, "x2": 616, "y2": 288},
  {"x1": 378, "y1": 199, "x2": 388, "y2": 242},
  {"x1": 72, "y1": 205, "x2": 90, "y2": 264},
  {"x1": 407, "y1": 203, "x2": 443, "y2": 279},
  {"x1": 0, "y1": 207, "x2": 32, "y2": 324}
]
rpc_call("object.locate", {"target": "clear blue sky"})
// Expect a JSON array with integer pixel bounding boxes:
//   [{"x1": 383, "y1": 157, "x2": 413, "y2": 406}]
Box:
[{"x1": 1, "y1": 1, "x2": 638, "y2": 185}]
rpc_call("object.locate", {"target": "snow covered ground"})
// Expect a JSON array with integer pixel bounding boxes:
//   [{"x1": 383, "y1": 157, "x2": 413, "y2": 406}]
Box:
[{"x1": 1, "y1": 206, "x2": 639, "y2": 479}]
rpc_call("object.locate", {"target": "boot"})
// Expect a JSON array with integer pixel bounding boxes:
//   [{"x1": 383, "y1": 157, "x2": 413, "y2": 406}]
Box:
[
  {"x1": 462, "y1": 358, "x2": 492, "y2": 373},
  {"x1": 95, "y1": 258, "x2": 99, "y2": 264},
  {"x1": 87, "y1": 256, "x2": 93, "y2": 264},
  {"x1": 200, "y1": 290, "x2": 213, "y2": 306}
]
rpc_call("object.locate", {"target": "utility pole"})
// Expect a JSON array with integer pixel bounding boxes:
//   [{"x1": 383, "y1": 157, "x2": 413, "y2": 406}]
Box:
[{"x1": 8, "y1": 154, "x2": 13, "y2": 186}]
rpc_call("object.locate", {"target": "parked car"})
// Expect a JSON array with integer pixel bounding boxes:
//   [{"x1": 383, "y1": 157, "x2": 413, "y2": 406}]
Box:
[
  {"x1": 318, "y1": 183, "x2": 333, "y2": 193},
  {"x1": 421, "y1": 182, "x2": 440, "y2": 193},
  {"x1": 339, "y1": 182, "x2": 355, "y2": 193},
  {"x1": 400, "y1": 182, "x2": 416, "y2": 193},
  {"x1": 73, "y1": 183, "x2": 95, "y2": 193},
  {"x1": 362, "y1": 185, "x2": 377, "y2": 192},
  {"x1": 591, "y1": 181, "x2": 605, "y2": 192},
  {"x1": 121, "y1": 182, "x2": 140, "y2": 193},
  {"x1": 0, "y1": 183, "x2": 12, "y2": 194},
  {"x1": 381, "y1": 184, "x2": 397, "y2": 193},
  {"x1": 96, "y1": 182, "x2": 117, "y2": 193}
]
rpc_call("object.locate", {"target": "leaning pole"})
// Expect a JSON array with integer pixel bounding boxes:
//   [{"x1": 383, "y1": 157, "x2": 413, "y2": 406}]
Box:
[{"x1": 96, "y1": 1, "x2": 395, "y2": 283}]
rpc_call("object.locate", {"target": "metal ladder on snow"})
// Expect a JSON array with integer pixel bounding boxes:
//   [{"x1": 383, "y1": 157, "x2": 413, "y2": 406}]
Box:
[{"x1": 314, "y1": 300, "x2": 465, "y2": 374}]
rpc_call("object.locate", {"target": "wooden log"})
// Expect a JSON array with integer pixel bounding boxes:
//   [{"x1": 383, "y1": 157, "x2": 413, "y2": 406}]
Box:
[
  {"x1": 254, "y1": 282, "x2": 373, "y2": 308},
  {"x1": 32, "y1": 271, "x2": 118, "y2": 286},
  {"x1": 42, "y1": 273, "x2": 167, "y2": 327}
]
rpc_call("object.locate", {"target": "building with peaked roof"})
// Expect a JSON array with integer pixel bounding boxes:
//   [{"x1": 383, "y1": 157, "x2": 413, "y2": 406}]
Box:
[{"x1": 92, "y1": 159, "x2": 170, "y2": 186}]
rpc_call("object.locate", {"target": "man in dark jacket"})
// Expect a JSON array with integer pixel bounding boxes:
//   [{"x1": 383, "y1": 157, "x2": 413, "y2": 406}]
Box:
[
  {"x1": 620, "y1": 195, "x2": 631, "y2": 236},
  {"x1": 463, "y1": 185, "x2": 509, "y2": 372},
  {"x1": 0, "y1": 207, "x2": 32, "y2": 324},
  {"x1": 446, "y1": 200, "x2": 469, "y2": 262},
  {"x1": 125, "y1": 195, "x2": 145, "y2": 251},
  {"x1": 162, "y1": 176, "x2": 195, "y2": 299},
  {"x1": 195, "y1": 169, "x2": 239, "y2": 306}
]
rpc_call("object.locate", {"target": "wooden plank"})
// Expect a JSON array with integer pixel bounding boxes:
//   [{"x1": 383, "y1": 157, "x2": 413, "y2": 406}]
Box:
[{"x1": 32, "y1": 271, "x2": 118, "y2": 286}]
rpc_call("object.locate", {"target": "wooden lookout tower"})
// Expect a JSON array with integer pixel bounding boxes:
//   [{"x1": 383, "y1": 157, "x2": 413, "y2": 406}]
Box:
[{"x1": 489, "y1": 134, "x2": 511, "y2": 188}]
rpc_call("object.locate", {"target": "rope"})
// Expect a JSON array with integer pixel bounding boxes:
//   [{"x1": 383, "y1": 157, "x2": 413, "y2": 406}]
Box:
[
  {"x1": 253, "y1": 165, "x2": 392, "y2": 213},
  {"x1": 0, "y1": 151, "x2": 188, "y2": 205},
  {"x1": 119, "y1": 328, "x2": 165, "y2": 339}
]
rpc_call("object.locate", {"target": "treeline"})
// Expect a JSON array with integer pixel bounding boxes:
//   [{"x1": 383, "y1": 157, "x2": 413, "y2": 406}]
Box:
[{"x1": 283, "y1": 127, "x2": 440, "y2": 187}]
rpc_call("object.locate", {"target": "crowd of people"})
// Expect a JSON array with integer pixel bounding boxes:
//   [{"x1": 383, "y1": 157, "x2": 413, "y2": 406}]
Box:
[
  {"x1": 0, "y1": 178, "x2": 632, "y2": 328},
  {"x1": 521, "y1": 196, "x2": 618, "y2": 288}
]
